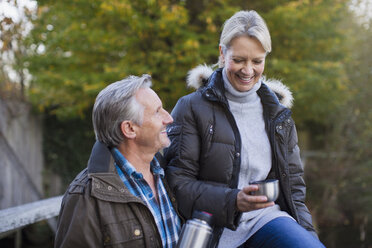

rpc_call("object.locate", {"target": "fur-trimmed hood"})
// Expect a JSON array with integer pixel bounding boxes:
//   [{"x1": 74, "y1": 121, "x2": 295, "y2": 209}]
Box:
[{"x1": 186, "y1": 64, "x2": 293, "y2": 108}]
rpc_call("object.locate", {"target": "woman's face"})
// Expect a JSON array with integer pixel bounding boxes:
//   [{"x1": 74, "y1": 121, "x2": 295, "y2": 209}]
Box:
[{"x1": 220, "y1": 36, "x2": 266, "y2": 92}]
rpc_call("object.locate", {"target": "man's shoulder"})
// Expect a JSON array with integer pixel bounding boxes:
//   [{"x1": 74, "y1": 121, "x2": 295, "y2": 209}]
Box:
[
  {"x1": 59, "y1": 168, "x2": 91, "y2": 213},
  {"x1": 62, "y1": 168, "x2": 141, "y2": 205},
  {"x1": 63, "y1": 168, "x2": 118, "y2": 195},
  {"x1": 64, "y1": 168, "x2": 90, "y2": 195}
]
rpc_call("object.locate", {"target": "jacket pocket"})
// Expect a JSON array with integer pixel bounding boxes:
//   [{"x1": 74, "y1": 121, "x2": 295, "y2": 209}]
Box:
[
  {"x1": 275, "y1": 124, "x2": 286, "y2": 144},
  {"x1": 275, "y1": 123, "x2": 289, "y2": 161},
  {"x1": 103, "y1": 219, "x2": 145, "y2": 247},
  {"x1": 203, "y1": 123, "x2": 214, "y2": 153}
]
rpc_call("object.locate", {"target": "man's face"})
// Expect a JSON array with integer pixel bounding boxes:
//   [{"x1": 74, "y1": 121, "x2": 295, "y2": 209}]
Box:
[{"x1": 134, "y1": 88, "x2": 173, "y2": 152}]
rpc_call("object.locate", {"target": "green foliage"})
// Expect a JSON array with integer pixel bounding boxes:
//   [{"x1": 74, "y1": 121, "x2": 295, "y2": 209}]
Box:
[
  {"x1": 24, "y1": 0, "x2": 243, "y2": 190},
  {"x1": 26, "y1": 0, "x2": 201, "y2": 118},
  {"x1": 43, "y1": 111, "x2": 96, "y2": 185},
  {"x1": 25, "y1": 0, "x2": 352, "y2": 128},
  {"x1": 265, "y1": 0, "x2": 351, "y2": 128},
  {"x1": 183, "y1": 0, "x2": 240, "y2": 64},
  {"x1": 305, "y1": 10, "x2": 372, "y2": 247}
]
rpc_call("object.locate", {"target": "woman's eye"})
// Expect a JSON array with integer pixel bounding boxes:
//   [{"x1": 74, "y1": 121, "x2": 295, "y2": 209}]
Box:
[
  {"x1": 233, "y1": 59, "x2": 243, "y2": 63},
  {"x1": 254, "y1": 60, "x2": 263, "y2": 64}
]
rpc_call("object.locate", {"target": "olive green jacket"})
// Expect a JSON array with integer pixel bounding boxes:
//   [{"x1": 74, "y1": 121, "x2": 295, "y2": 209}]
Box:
[{"x1": 55, "y1": 142, "x2": 178, "y2": 248}]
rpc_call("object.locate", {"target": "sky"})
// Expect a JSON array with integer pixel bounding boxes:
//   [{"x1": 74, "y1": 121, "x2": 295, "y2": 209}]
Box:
[
  {"x1": 0, "y1": 0, "x2": 37, "y2": 22},
  {"x1": 350, "y1": 0, "x2": 372, "y2": 26}
]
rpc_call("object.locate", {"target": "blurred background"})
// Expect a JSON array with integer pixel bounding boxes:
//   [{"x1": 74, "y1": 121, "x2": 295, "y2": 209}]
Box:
[{"x1": 0, "y1": 0, "x2": 371, "y2": 247}]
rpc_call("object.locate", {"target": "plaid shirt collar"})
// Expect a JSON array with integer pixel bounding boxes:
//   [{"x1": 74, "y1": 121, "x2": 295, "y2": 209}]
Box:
[
  {"x1": 111, "y1": 148, "x2": 164, "y2": 179},
  {"x1": 111, "y1": 148, "x2": 180, "y2": 248}
]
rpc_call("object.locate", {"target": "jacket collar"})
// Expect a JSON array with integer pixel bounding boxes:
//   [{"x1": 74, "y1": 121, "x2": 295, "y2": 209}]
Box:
[
  {"x1": 188, "y1": 64, "x2": 293, "y2": 109},
  {"x1": 202, "y1": 68, "x2": 228, "y2": 105},
  {"x1": 87, "y1": 141, "x2": 166, "y2": 174},
  {"x1": 202, "y1": 68, "x2": 290, "y2": 120},
  {"x1": 257, "y1": 83, "x2": 291, "y2": 120},
  {"x1": 87, "y1": 141, "x2": 115, "y2": 174}
]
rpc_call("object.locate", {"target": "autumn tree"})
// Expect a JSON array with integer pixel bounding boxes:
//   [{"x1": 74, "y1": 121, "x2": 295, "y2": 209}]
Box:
[
  {"x1": 25, "y1": 0, "x2": 201, "y2": 118},
  {"x1": 0, "y1": 1, "x2": 34, "y2": 99},
  {"x1": 305, "y1": 7, "x2": 372, "y2": 247}
]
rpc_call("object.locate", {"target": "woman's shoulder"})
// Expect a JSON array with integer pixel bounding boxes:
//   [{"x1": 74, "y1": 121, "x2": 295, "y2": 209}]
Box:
[
  {"x1": 262, "y1": 77, "x2": 293, "y2": 109},
  {"x1": 175, "y1": 90, "x2": 203, "y2": 108}
]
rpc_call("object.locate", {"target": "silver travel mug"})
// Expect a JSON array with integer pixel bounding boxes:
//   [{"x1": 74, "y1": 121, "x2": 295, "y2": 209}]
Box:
[{"x1": 176, "y1": 210, "x2": 213, "y2": 248}]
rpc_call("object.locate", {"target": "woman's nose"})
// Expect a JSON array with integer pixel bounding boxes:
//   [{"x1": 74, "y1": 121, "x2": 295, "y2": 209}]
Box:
[{"x1": 242, "y1": 63, "x2": 253, "y2": 75}]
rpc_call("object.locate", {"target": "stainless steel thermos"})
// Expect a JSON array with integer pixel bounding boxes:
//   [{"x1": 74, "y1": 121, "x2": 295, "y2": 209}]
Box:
[{"x1": 176, "y1": 210, "x2": 213, "y2": 248}]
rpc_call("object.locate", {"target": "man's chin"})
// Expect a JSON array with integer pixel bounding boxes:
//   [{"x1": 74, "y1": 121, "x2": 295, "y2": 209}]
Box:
[{"x1": 161, "y1": 139, "x2": 171, "y2": 149}]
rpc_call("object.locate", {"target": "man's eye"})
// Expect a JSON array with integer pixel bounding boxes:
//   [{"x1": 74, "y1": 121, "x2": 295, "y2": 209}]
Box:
[{"x1": 254, "y1": 60, "x2": 263, "y2": 64}]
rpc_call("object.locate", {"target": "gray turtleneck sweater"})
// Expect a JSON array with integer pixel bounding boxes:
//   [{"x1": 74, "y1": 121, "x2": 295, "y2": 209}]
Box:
[{"x1": 218, "y1": 69, "x2": 292, "y2": 248}]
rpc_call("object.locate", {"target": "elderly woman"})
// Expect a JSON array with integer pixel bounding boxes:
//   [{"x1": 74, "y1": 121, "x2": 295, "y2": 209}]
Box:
[{"x1": 164, "y1": 10, "x2": 325, "y2": 248}]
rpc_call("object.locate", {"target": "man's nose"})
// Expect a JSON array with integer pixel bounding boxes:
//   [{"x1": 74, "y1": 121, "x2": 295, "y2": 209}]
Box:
[{"x1": 164, "y1": 110, "x2": 173, "y2": 124}]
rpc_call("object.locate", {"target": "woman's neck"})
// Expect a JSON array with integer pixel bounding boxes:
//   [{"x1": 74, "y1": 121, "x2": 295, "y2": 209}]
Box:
[{"x1": 222, "y1": 68, "x2": 261, "y2": 103}]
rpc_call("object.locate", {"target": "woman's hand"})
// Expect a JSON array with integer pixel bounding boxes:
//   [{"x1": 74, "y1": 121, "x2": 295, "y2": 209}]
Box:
[{"x1": 236, "y1": 185, "x2": 275, "y2": 212}]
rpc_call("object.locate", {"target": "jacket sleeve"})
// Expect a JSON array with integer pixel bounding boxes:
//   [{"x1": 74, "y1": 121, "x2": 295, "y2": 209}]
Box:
[
  {"x1": 287, "y1": 123, "x2": 318, "y2": 238},
  {"x1": 55, "y1": 180, "x2": 103, "y2": 248},
  {"x1": 164, "y1": 96, "x2": 240, "y2": 230}
]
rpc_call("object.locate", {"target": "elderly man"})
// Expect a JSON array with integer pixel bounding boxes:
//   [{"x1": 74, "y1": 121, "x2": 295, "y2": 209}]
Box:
[{"x1": 55, "y1": 75, "x2": 181, "y2": 248}]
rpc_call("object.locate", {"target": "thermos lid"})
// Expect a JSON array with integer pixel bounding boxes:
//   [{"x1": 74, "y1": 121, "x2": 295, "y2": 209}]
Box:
[{"x1": 192, "y1": 210, "x2": 213, "y2": 225}]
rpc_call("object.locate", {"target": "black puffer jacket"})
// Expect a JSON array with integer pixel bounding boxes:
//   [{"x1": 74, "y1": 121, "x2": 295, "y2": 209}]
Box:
[{"x1": 164, "y1": 67, "x2": 317, "y2": 245}]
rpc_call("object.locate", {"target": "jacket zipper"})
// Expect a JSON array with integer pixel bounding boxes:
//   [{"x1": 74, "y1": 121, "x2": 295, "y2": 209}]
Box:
[{"x1": 269, "y1": 109, "x2": 297, "y2": 218}]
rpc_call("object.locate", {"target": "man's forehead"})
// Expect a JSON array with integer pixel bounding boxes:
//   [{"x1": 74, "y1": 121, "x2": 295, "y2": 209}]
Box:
[{"x1": 136, "y1": 88, "x2": 161, "y2": 107}]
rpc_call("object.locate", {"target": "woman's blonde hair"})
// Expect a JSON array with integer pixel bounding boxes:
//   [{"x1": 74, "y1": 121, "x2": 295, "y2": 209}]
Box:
[{"x1": 218, "y1": 10, "x2": 271, "y2": 68}]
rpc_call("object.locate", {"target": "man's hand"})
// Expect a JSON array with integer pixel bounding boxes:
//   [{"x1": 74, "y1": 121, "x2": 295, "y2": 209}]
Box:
[{"x1": 236, "y1": 185, "x2": 275, "y2": 212}]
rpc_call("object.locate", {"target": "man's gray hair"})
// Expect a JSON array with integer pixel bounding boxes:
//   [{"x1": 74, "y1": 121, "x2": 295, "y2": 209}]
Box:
[
  {"x1": 92, "y1": 74, "x2": 152, "y2": 147},
  {"x1": 218, "y1": 10, "x2": 271, "y2": 68}
]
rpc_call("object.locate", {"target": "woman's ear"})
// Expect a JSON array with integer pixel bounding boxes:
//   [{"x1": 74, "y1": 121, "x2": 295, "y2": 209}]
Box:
[
  {"x1": 121, "y1": 120, "x2": 136, "y2": 139},
  {"x1": 219, "y1": 45, "x2": 225, "y2": 63}
]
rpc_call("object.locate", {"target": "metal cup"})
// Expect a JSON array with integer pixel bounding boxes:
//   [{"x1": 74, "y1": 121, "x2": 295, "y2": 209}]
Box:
[{"x1": 249, "y1": 179, "x2": 279, "y2": 202}]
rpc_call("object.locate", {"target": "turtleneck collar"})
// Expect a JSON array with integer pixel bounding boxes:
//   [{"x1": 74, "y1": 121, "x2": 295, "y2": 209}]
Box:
[{"x1": 222, "y1": 68, "x2": 261, "y2": 103}]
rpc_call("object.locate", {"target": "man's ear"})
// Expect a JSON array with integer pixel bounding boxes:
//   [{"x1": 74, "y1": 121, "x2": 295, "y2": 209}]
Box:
[{"x1": 121, "y1": 120, "x2": 136, "y2": 139}]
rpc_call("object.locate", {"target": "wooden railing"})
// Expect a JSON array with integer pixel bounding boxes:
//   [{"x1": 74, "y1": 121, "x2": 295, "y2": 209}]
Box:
[{"x1": 0, "y1": 195, "x2": 63, "y2": 239}]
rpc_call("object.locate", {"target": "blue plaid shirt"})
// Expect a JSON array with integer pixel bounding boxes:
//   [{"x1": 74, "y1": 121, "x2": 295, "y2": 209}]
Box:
[{"x1": 112, "y1": 148, "x2": 181, "y2": 248}]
